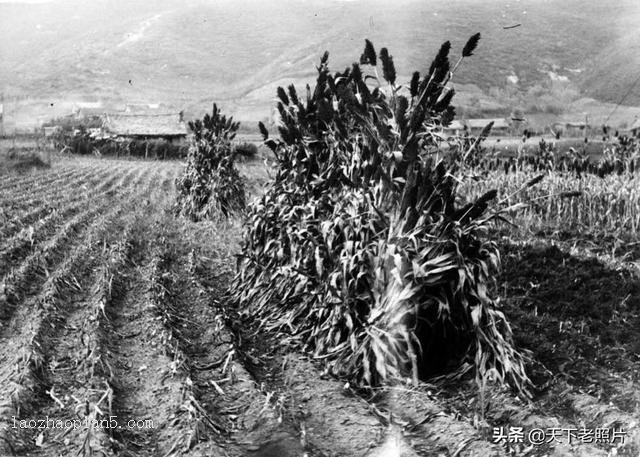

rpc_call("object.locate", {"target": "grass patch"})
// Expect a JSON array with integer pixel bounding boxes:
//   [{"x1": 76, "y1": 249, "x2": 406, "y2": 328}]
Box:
[{"x1": 0, "y1": 149, "x2": 50, "y2": 173}]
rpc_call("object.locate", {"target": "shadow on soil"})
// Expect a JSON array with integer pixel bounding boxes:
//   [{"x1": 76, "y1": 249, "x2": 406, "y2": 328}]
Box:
[{"x1": 499, "y1": 241, "x2": 640, "y2": 413}]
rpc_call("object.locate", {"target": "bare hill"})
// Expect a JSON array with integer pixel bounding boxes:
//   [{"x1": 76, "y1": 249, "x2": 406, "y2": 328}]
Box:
[{"x1": 1, "y1": 0, "x2": 638, "y2": 123}]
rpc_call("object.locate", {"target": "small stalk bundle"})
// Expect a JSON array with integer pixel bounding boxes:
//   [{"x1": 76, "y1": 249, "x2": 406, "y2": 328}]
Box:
[
  {"x1": 231, "y1": 37, "x2": 530, "y2": 395},
  {"x1": 175, "y1": 104, "x2": 245, "y2": 221}
]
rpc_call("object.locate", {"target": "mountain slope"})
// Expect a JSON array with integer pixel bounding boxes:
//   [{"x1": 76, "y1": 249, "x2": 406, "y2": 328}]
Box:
[{"x1": 0, "y1": 0, "x2": 637, "y2": 122}]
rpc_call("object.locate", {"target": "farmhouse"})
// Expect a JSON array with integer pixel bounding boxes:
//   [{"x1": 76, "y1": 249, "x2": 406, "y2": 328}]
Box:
[
  {"x1": 442, "y1": 120, "x2": 465, "y2": 136},
  {"x1": 74, "y1": 102, "x2": 105, "y2": 120},
  {"x1": 102, "y1": 112, "x2": 188, "y2": 144},
  {"x1": 466, "y1": 118, "x2": 510, "y2": 135},
  {"x1": 630, "y1": 119, "x2": 640, "y2": 136},
  {"x1": 563, "y1": 121, "x2": 588, "y2": 137},
  {"x1": 43, "y1": 126, "x2": 61, "y2": 137},
  {"x1": 124, "y1": 103, "x2": 164, "y2": 113},
  {"x1": 442, "y1": 119, "x2": 511, "y2": 137}
]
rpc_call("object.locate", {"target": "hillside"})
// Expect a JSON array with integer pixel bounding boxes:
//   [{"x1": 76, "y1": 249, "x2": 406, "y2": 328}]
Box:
[{"x1": 1, "y1": 0, "x2": 639, "y2": 124}]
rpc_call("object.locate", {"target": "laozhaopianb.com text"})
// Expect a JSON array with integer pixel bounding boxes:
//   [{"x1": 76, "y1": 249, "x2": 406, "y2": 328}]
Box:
[{"x1": 12, "y1": 416, "x2": 155, "y2": 430}]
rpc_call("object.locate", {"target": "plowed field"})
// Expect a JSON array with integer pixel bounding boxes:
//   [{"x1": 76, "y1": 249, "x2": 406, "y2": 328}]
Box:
[{"x1": 0, "y1": 157, "x2": 638, "y2": 457}]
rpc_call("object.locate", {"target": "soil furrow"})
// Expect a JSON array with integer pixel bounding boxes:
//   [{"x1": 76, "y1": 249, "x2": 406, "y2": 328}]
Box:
[
  {"x1": 14, "y1": 217, "x2": 139, "y2": 457},
  {"x1": 370, "y1": 386, "x2": 505, "y2": 457},
  {"x1": 0, "y1": 164, "x2": 157, "y2": 456},
  {"x1": 0, "y1": 165, "x2": 119, "y2": 243},
  {"x1": 0, "y1": 202, "x2": 129, "y2": 455},
  {"x1": 0, "y1": 164, "x2": 113, "y2": 212},
  {"x1": 19, "y1": 164, "x2": 164, "y2": 457},
  {"x1": 0, "y1": 167, "x2": 90, "y2": 206},
  {"x1": 0, "y1": 167, "x2": 79, "y2": 197},
  {"x1": 0, "y1": 165, "x2": 142, "y2": 279},
  {"x1": 103, "y1": 247, "x2": 191, "y2": 457},
  {"x1": 0, "y1": 168, "x2": 58, "y2": 189},
  {"x1": 0, "y1": 164, "x2": 173, "y2": 456},
  {"x1": 151, "y1": 235, "x2": 307, "y2": 457},
  {"x1": 0, "y1": 165, "x2": 149, "y2": 324},
  {"x1": 99, "y1": 186, "x2": 213, "y2": 457},
  {"x1": 234, "y1": 318, "x2": 386, "y2": 457}
]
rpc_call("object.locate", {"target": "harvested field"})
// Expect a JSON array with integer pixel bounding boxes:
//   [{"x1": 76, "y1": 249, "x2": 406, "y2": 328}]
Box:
[{"x1": 0, "y1": 156, "x2": 638, "y2": 457}]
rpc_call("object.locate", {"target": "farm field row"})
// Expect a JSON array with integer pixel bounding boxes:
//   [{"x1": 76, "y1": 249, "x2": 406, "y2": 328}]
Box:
[
  {"x1": 0, "y1": 157, "x2": 638, "y2": 456},
  {"x1": 0, "y1": 157, "x2": 445, "y2": 457}
]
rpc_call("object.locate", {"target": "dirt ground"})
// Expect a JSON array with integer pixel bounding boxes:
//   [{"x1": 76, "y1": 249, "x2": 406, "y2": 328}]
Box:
[{"x1": 0, "y1": 156, "x2": 638, "y2": 456}]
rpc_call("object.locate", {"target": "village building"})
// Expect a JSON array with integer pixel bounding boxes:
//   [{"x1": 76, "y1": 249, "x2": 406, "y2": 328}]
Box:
[
  {"x1": 124, "y1": 103, "x2": 164, "y2": 113},
  {"x1": 443, "y1": 118, "x2": 511, "y2": 137},
  {"x1": 43, "y1": 125, "x2": 62, "y2": 137},
  {"x1": 630, "y1": 118, "x2": 640, "y2": 137},
  {"x1": 563, "y1": 121, "x2": 589, "y2": 137},
  {"x1": 101, "y1": 112, "x2": 188, "y2": 144},
  {"x1": 466, "y1": 118, "x2": 510, "y2": 135},
  {"x1": 74, "y1": 102, "x2": 105, "y2": 120},
  {"x1": 442, "y1": 120, "x2": 465, "y2": 136},
  {"x1": 509, "y1": 117, "x2": 528, "y2": 136}
]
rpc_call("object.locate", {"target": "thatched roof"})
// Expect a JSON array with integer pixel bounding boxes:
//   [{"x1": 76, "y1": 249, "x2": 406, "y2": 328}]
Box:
[
  {"x1": 443, "y1": 118, "x2": 511, "y2": 133},
  {"x1": 466, "y1": 118, "x2": 510, "y2": 129},
  {"x1": 443, "y1": 120, "x2": 465, "y2": 130},
  {"x1": 103, "y1": 113, "x2": 187, "y2": 137},
  {"x1": 76, "y1": 108, "x2": 106, "y2": 119},
  {"x1": 43, "y1": 126, "x2": 62, "y2": 137},
  {"x1": 630, "y1": 118, "x2": 640, "y2": 130}
]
